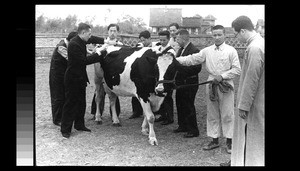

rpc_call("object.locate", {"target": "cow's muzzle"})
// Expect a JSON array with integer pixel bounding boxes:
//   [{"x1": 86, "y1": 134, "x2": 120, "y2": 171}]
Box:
[
  {"x1": 155, "y1": 87, "x2": 166, "y2": 97},
  {"x1": 154, "y1": 71, "x2": 178, "y2": 97}
]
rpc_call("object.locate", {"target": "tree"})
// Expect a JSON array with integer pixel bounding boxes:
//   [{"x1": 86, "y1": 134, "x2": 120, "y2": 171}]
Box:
[
  {"x1": 63, "y1": 15, "x2": 78, "y2": 32},
  {"x1": 117, "y1": 14, "x2": 147, "y2": 34},
  {"x1": 36, "y1": 15, "x2": 46, "y2": 32},
  {"x1": 45, "y1": 18, "x2": 63, "y2": 33}
]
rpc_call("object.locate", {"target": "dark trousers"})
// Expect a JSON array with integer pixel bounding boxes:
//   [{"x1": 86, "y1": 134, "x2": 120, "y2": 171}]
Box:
[
  {"x1": 159, "y1": 90, "x2": 174, "y2": 121},
  {"x1": 175, "y1": 77, "x2": 199, "y2": 134},
  {"x1": 132, "y1": 97, "x2": 143, "y2": 115},
  {"x1": 49, "y1": 69, "x2": 65, "y2": 124},
  {"x1": 61, "y1": 81, "x2": 87, "y2": 134}
]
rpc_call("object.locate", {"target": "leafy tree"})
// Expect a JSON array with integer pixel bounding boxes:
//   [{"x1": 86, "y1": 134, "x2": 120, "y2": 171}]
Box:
[
  {"x1": 63, "y1": 15, "x2": 78, "y2": 32},
  {"x1": 117, "y1": 14, "x2": 148, "y2": 34},
  {"x1": 36, "y1": 15, "x2": 46, "y2": 32}
]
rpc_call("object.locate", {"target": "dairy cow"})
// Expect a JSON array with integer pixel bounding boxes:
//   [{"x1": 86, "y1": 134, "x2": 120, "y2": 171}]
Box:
[{"x1": 95, "y1": 45, "x2": 177, "y2": 145}]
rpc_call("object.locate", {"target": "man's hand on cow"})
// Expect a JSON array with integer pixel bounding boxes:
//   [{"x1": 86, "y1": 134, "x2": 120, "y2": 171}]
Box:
[
  {"x1": 239, "y1": 109, "x2": 248, "y2": 120},
  {"x1": 96, "y1": 44, "x2": 108, "y2": 56},
  {"x1": 105, "y1": 39, "x2": 117, "y2": 46}
]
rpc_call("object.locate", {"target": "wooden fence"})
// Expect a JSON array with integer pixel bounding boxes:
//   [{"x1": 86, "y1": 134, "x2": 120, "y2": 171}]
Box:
[{"x1": 35, "y1": 33, "x2": 247, "y2": 59}]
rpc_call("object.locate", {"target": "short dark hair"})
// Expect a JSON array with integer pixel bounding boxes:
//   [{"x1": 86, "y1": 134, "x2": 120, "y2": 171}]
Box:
[
  {"x1": 212, "y1": 25, "x2": 225, "y2": 34},
  {"x1": 66, "y1": 31, "x2": 78, "y2": 41},
  {"x1": 176, "y1": 29, "x2": 189, "y2": 40},
  {"x1": 176, "y1": 29, "x2": 189, "y2": 36},
  {"x1": 169, "y1": 23, "x2": 180, "y2": 29},
  {"x1": 107, "y1": 23, "x2": 120, "y2": 31},
  {"x1": 231, "y1": 15, "x2": 254, "y2": 32},
  {"x1": 139, "y1": 30, "x2": 151, "y2": 39},
  {"x1": 77, "y1": 23, "x2": 91, "y2": 34},
  {"x1": 158, "y1": 30, "x2": 170, "y2": 39}
]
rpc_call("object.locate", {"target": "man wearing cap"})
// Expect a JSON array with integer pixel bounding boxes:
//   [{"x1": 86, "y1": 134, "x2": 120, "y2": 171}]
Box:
[{"x1": 49, "y1": 31, "x2": 78, "y2": 126}]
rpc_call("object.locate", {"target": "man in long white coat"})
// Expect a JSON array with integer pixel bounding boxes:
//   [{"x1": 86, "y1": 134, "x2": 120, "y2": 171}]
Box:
[{"x1": 230, "y1": 15, "x2": 265, "y2": 166}]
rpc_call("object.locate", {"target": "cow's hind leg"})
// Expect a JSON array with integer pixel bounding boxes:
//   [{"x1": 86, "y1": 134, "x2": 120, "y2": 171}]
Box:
[
  {"x1": 140, "y1": 101, "x2": 157, "y2": 145},
  {"x1": 95, "y1": 79, "x2": 105, "y2": 125},
  {"x1": 108, "y1": 93, "x2": 121, "y2": 127}
]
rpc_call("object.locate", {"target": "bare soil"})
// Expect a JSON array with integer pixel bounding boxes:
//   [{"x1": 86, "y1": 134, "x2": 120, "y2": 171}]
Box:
[{"x1": 35, "y1": 58, "x2": 238, "y2": 166}]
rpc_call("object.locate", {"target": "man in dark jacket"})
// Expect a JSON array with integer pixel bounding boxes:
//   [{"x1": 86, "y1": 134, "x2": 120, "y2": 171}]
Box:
[
  {"x1": 173, "y1": 29, "x2": 202, "y2": 138},
  {"x1": 49, "y1": 31, "x2": 78, "y2": 126},
  {"x1": 61, "y1": 23, "x2": 107, "y2": 139}
]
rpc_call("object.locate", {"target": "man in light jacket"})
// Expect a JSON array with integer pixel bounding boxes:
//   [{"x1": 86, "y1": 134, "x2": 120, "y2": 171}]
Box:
[
  {"x1": 230, "y1": 15, "x2": 265, "y2": 166},
  {"x1": 176, "y1": 25, "x2": 241, "y2": 154}
]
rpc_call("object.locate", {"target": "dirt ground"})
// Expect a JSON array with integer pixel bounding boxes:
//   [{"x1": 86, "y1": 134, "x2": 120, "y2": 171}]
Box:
[{"x1": 35, "y1": 58, "x2": 239, "y2": 166}]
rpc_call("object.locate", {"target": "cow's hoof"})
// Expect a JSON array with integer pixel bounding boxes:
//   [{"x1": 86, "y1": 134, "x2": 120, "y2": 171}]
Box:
[
  {"x1": 112, "y1": 123, "x2": 121, "y2": 127},
  {"x1": 96, "y1": 120, "x2": 102, "y2": 125},
  {"x1": 141, "y1": 129, "x2": 149, "y2": 136},
  {"x1": 149, "y1": 137, "x2": 158, "y2": 146}
]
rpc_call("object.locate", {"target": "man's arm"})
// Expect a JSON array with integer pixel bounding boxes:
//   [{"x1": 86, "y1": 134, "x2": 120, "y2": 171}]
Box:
[
  {"x1": 68, "y1": 42, "x2": 106, "y2": 66},
  {"x1": 237, "y1": 46, "x2": 264, "y2": 112},
  {"x1": 176, "y1": 49, "x2": 206, "y2": 66},
  {"x1": 87, "y1": 36, "x2": 105, "y2": 44}
]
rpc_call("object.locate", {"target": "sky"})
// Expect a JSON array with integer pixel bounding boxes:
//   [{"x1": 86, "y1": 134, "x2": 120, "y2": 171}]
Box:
[{"x1": 36, "y1": 5, "x2": 264, "y2": 28}]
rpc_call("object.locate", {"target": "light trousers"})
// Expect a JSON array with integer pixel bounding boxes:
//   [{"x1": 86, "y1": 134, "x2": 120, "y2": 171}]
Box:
[{"x1": 206, "y1": 84, "x2": 234, "y2": 138}]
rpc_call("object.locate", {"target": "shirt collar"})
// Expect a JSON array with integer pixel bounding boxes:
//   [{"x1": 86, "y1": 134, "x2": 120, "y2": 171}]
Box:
[
  {"x1": 183, "y1": 41, "x2": 190, "y2": 50},
  {"x1": 214, "y1": 42, "x2": 225, "y2": 51}
]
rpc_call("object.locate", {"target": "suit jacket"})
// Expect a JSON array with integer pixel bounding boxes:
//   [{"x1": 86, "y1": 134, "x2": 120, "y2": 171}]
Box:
[
  {"x1": 64, "y1": 35, "x2": 105, "y2": 87},
  {"x1": 176, "y1": 42, "x2": 202, "y2": 81}
]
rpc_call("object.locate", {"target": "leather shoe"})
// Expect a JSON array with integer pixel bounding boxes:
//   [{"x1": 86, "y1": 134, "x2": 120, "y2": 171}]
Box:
[
  {"x1": 203, "y1": 141, "x2": 220, "y2": 150},
  {"x1": 226, "y1": 144, "x2": 232, "y2": 154},
  {"x1": 154, "y1": 116, "x2": 165, "y2": 122},
  {"x1": 220, "y1": 160, "x2": 231, "y2": 167},
  {"x1": 161, "y1": 120, "x2": 174, "y2": 125},
  {"x1": 183, "y1": 132, "x2": 199, "y2": 138},
  {"x1": 173, "y1": 127, "x2": 188, "y2": 133},
  {"x1": 75, "y1": 127, "x2": 91, "y2": 132},
  {"x1": 62, "y1": 132, "x2": 70, "y2": 139},
  {"x1": 129, "y1": 113, "x2": 142, "y2": 119}
]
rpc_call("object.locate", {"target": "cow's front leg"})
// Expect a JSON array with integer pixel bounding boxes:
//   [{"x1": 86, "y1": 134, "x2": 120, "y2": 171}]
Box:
[
  {"x1": 108, "y1": 93, "x2": 121, "y2": 127},
  {"x1": 94, "y1": 81, "x2": 105, "y2": 125},
  {"x1": 141, "y1": 115, "x2": 149, "y2": 135},
  {"x1": 140, "y1": 101, "x2": 157, "y2": 145}
]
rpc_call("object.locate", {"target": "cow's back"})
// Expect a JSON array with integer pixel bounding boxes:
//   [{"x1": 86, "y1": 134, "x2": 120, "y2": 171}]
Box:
[{"x1": 101, "y1": 47, "x2": 158, "y2": 99}]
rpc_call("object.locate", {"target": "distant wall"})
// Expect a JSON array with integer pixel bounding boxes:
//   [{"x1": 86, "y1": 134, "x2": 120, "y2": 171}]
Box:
[{"x1": 35, "y1": 33, "x2": 247, "y2": 59}]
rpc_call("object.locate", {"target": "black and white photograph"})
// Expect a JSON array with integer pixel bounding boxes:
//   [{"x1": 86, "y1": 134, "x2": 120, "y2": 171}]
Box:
[{"x1": 35, "y1": 4, "x2": 265, "y2": 166}]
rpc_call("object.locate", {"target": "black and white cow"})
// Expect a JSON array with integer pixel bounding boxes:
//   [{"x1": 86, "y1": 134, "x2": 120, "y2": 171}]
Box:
[{"x1": 94, "y1": 45, "x2": 180, "y2": 145}]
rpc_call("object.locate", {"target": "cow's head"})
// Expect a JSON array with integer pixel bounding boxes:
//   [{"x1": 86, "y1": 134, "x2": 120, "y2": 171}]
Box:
[{"x1": 154, "y1": 52, "x2": 179, "y2": 96}]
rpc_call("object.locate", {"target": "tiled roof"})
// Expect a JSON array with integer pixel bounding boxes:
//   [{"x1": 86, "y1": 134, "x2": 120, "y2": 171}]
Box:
[
  {"x1": 182, "y1": 17, "x2": 202, "y2": 28},
  {"x1": 204, "y1": 14, "x2": 217, "y2": 20}
]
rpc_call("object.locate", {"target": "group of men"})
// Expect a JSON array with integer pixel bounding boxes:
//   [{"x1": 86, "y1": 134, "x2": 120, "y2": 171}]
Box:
[{"x1": 49, "y1": 15, "x2": 264, "y2": 166}]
